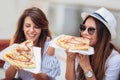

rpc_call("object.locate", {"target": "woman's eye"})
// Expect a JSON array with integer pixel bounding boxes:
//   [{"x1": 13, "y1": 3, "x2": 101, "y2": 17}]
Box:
[
  {"x1": 25, "y1": 24, "x2": 31, "y2": 28},
  {"x1": 34, "y1": 26, "x2": 40, "y2": 29},
  {"x1": 26, "y1": 25, "x2": 30, "y2": 28}
]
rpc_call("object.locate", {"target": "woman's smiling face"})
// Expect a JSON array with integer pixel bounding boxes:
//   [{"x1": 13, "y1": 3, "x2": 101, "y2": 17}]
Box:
[{"x1": 23, "y1": 16, "x2": 41, "y2": 43}]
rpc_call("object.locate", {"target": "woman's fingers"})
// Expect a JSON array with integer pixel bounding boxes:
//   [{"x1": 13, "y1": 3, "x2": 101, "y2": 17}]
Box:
[
  {"x1": 65, "y1": 49, "x2": 77, "y2": 61},
  {"x1": 77, "y1": 53, "x2": 83, "y2": 58},
  {"x1": 12, "y1": 65, "x2": 23, "y2": 70}
]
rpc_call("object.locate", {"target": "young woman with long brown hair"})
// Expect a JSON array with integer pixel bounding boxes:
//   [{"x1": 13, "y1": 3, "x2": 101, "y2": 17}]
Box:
[
  {"x1": 65, "y1": 7, "x2": 120, "y2": 80},
  {"x1": 3, "y1": 7, "x2": 60, "y2": 80}
]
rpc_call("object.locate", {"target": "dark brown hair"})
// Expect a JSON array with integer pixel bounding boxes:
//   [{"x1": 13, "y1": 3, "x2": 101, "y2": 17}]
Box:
[
  {"x1": 10, "y1": 7, "x2": 52, "y2": 54},
  {"x1": 77, "y1": 16, "x2": 118, "y2": 80}
]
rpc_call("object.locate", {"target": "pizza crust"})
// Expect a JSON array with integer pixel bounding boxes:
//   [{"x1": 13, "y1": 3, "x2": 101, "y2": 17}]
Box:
[{"x1": 56, "y1": 35, "x2": 90, "y2": 50}]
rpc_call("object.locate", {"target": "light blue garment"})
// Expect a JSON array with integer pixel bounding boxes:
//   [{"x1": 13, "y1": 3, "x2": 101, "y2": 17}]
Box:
[
  {"x1": 75, "y1": 49, "x2": 120, "y2": 80},
  {"x1": 3, "y1": 38, "x2": 61, "y2": 80},
  {"x1": 103, "y1": 49, "x2": 120, "y2": 80}
]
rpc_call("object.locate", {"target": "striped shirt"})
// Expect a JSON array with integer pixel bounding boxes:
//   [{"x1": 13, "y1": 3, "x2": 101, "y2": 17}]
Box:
[{"x1": 3, "y1": 38, "x2": 61, "y2": 80}]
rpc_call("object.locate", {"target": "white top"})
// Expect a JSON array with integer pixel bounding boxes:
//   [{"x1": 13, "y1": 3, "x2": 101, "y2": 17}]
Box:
[
  {"x1": 75, "y1": 49, "x2": 120, "y2": 80},
  {"x1": 3, "y1": 38, "x2": 61, "y2": 80},
  {"x1": 104, "y1": 49, "x2": 120, "y2": 80}
]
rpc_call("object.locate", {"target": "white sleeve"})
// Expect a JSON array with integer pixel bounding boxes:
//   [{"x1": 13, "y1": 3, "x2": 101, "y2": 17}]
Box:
[{"x1": 104, "y1": 54, "x2": 120, "y2": 80}]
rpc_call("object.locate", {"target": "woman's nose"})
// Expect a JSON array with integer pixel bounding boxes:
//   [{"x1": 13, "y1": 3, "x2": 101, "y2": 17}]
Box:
[{"x1": 29, "y1": 27, "x2": 34, "y2": 32}]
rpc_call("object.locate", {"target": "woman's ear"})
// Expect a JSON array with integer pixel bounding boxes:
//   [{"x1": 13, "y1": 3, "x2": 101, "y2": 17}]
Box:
[{"x1": 46, "y1": 46, "x2": 55, "y2": 56}]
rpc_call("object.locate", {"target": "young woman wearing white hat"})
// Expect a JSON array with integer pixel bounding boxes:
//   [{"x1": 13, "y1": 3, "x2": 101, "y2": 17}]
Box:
[{"x1": 65, "y1": 7, "x2": 120, "y2": 80}]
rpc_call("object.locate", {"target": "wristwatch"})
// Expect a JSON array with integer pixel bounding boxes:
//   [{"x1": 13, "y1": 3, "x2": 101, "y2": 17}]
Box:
[{"x1": 85, "y1": 71, "x2": 94, "y2": 78}]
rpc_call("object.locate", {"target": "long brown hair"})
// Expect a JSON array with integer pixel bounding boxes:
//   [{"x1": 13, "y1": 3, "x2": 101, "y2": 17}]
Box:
[
  {"x1": 77, "y1": 16, "x2": 119, "y2": 80},
  {"x1": 10, "y1": 7, "x2": 52, "y2": 55}
]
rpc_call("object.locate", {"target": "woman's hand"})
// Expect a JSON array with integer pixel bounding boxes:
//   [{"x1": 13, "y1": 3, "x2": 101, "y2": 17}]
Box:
[
  {"x1": 11, "y1": 65, "x2": 23, "y2": 71},
  {"x1": 46, "y1": 46, "x2": 55, "y2": 56},
  {"x1": 77, "y1": 54, "x2": 92, "y2": 73},
  {"x1": 31, "y1": 72, "x2": 49, "y2": 80},
  {"x1": 5, "y1": 65, "x2": 22, "y2": 80},
  {"x1": 65, "y1": 49, "x2": 77, "y2": 80},
  {"x1": 65, "y1": 49, "x2": 77, "y2": 61}
]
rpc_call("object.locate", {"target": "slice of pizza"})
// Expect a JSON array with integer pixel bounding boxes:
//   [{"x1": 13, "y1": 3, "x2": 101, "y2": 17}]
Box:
[
  {"x1": 3, "y1": 40, "x2": 36, "y2": 68},
  {"x1": 56, "y1": 35, "x2": 90, "y2": 50}
]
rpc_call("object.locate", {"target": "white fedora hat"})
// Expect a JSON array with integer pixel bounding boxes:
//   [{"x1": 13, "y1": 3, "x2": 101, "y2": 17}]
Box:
[{"x1": 81, "y1": 7, "x2": 117, "y2": 40}]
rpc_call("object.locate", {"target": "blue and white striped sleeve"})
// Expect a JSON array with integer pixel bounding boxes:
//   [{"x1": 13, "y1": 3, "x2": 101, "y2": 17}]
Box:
[
  {"x1": 41, "y1": 39, "x2": 61, "y2": 78},
  {"x1": 41, "y1": 53, "x2": 61, "y2": 78}
]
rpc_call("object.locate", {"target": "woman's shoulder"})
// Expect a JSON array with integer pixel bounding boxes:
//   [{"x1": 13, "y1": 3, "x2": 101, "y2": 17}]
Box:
[
  {"x1": 44, "y1": 37, "x2": 51, "y2": 45},
  {"x1": 106, "y1": 49, "x2": 120, "y2": 66},
  {"x1": 110, "y1": 49, "x2": 120, "y2": 59}
]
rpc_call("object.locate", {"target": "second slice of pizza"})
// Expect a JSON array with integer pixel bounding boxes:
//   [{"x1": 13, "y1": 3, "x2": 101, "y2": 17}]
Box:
[{"x1": 56, "y1": 35, "x2": 90, "y2": 50}]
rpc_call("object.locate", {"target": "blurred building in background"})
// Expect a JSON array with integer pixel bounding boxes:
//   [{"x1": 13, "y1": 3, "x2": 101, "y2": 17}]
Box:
[{"x1": 0, "y1": 0, "x2": 120, "y2": 47}]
